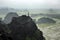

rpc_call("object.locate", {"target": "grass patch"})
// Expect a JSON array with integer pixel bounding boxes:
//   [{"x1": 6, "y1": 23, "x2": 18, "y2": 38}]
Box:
[{"x1": 37, "y1": 23, "x2": 55, "y2": 28}]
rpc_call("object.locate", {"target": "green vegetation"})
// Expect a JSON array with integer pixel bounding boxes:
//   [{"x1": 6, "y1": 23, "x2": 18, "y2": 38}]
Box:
[{"x1": 38, "y1": 23, "x2": 55, "y2": 28}]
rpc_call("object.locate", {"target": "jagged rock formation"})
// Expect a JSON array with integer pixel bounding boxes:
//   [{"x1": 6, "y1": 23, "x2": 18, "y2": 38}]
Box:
[
  {"x1": 3, "y1": 12, "x2": 18, "y2": 24},
  {"x1": 37, "y1": 17, "x2": 56, "y2": 24},
  {"x1": 0, "y1": 14, "x2": 45, "y2": 40},
  {"x1": 8, "y1": 15, "x2": 45, "y2": 40}
]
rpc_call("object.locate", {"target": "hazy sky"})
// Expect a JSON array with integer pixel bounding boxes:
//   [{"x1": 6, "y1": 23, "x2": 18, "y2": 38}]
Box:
[{"x1": 0, "y1": 0, "x2": 60, "y2": 9}]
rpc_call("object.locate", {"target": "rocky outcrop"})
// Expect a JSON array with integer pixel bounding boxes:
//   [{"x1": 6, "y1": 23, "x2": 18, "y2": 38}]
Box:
[
  {"x1": 3, "y1": 12, "x2": 18, "y2": 24},
  {"x1": 8, "y1": 15, "x2": 45, "y2": 40},
  {"x1": 37, "y1": 17, "x2": 56, "y2": 24}
]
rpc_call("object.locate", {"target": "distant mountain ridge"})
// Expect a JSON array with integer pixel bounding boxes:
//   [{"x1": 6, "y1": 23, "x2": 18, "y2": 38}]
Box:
[
  {"x1": 0, "y1": 8, "x2": 19, "y2": 15},
  {"x1": 3, "y1": 12, "x2": 18, "y2": 24}
]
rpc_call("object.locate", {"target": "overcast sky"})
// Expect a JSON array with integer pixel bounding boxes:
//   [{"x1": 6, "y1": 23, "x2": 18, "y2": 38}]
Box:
[{"x1": 0, "y1": 0, "x2": 60, "y2": 9}]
